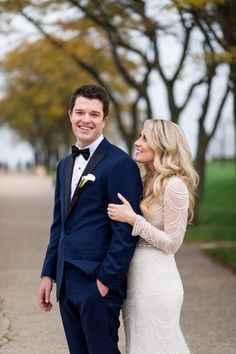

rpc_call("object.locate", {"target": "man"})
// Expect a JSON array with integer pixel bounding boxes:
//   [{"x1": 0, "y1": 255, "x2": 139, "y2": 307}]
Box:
[{"x1": 38, "y1": 84, "x2": 143, "y2": 354}]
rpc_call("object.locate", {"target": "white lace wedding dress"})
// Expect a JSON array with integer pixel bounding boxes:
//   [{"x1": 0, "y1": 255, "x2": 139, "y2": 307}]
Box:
[{"x1": 123, "y1": 176, "x2": 191, "y2": 354}]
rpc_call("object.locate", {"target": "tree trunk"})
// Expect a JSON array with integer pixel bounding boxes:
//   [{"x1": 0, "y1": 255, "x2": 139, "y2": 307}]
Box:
[
  {"x1": 230, "y1": 62, "x2": 236, "y2": 175},
  {"x1": 193, "y1": 131, "x2": 209, "y2": 224}
]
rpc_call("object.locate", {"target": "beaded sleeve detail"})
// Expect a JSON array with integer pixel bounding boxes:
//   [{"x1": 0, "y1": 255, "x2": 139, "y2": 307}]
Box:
[{"x1": 132, "y1": 177, "x2": 189, "y2": 254}]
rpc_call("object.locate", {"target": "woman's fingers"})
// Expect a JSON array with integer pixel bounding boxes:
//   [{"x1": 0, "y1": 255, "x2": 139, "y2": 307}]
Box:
[
  {"x1": 107, "y1": 203, "x2": 122, "y2": 219},
  {"x1": 107, "y1": 204, "x2": 115, "y2": 218},
  {"x1": 107, "y1": 194, "x2": 131, "y2": 220}
]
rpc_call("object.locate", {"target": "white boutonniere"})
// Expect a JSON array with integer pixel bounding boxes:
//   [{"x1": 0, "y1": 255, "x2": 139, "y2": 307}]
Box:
[{"x1": 79, "y1": 174, "x2": 96, "y2": 189}]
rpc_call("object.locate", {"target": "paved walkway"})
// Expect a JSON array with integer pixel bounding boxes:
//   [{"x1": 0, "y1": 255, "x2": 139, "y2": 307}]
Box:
[{"x1": 0, "y1": 173, "x2": 235, "y2": 354}]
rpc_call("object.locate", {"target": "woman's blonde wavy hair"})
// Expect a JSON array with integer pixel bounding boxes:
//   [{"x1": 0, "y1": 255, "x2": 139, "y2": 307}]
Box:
[{"x1": 140, "y1": 119, "x2": 199, "y2": 223}]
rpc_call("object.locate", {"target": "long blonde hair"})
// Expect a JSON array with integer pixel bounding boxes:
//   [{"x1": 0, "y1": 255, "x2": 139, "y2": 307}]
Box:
[{"x1": 140, "y1": 119, "x2": 199, "y2": 222}]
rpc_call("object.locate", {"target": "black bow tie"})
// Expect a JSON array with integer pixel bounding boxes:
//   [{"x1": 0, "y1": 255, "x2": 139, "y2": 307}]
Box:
[{"x1": 71, "y1": 145, "x2": 90, "y2": 160}]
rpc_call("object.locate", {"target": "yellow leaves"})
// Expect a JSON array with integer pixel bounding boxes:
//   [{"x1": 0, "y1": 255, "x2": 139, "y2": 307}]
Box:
[
  {"x1": 173, "y1": 0, "x2": 226, "y2": 10},
  {"x1": 0, "y1": 37, "x2": 87, "y2": 144},
  {"x1": 214, "y1": 47, "x2": 236, "y2": 63},
  {"x1": 0, "y1": 18, "x2": 132, "y2": 147}
]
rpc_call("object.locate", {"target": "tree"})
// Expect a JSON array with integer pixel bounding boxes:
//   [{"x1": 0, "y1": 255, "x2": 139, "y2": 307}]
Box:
[
  {"x1": 173, "y1": 0, "x2": 236, "y2": 164},
  {"x1": 0, "y1": 38, "x2": 91, "y2": 168},
  {"x1": 0, "y1": 0, "x2": 232, "y2": 221},
  {"x1": 0, "y1": 25, "x2": 131, "y2": 168}
]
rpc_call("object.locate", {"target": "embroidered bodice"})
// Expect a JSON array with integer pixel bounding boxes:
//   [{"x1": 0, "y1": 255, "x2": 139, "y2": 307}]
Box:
[{"x1": 133, "y1": 176, "x2": 189, "y2": 254}]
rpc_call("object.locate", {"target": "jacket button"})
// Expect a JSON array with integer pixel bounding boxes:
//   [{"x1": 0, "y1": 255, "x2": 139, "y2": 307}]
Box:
[{"x1": 65, "y1": 230, "x2": 70, "y2": 235}]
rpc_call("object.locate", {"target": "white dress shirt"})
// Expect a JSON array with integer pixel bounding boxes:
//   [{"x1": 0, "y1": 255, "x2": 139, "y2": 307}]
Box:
[{"x1": 70, "y1": 135, "x2": 104, "y2": 199}]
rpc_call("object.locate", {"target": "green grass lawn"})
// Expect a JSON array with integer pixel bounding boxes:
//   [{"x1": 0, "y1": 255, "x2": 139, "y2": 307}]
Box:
[
  {"x1": 186, "y1": 160, "x2": 236, "y2": 271},
  {"x1": 204, "y1": 247, "x2": 236, "y2": 272},
  {"x1": 186, "y1": 160, "x2": 236, "y2": 242}
]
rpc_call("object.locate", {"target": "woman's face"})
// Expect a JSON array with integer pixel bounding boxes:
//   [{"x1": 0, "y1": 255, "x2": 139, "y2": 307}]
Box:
[{"x1": 134, "y1": 130, "x2": 155, "y2": 168}]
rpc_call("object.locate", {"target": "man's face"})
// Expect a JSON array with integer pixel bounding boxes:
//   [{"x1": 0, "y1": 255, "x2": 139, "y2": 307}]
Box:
[{"x1": 69, "y1": 96, "x2": 107, "y2": 147}]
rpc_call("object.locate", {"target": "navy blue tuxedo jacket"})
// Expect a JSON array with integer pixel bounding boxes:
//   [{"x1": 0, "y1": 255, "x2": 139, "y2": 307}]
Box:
[{"x1": 41, "y1": 138, "x2": 143, "y2": 299}]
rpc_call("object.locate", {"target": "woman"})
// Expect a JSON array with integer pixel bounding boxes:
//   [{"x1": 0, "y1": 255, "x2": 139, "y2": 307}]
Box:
[{"x1": 107, "y1": 119, "x2": 199, "y2": 354}]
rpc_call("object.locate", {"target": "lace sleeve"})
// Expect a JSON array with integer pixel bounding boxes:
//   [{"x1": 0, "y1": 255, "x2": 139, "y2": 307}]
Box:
[{"x1": 132, "y1": 178, "x2": 189, "y2": 254}]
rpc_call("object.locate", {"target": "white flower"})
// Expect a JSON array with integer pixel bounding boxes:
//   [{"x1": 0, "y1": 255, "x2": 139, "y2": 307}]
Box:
[{"x1": 79, "y1": 174, "x2": 96, "y2": 189}]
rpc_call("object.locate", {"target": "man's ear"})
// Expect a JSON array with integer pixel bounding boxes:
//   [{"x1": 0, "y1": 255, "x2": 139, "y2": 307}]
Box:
[
  {"x1": 102, "y1": 116, "x2": 108, "y2": 127},
  {"x1": 68, "y1": 110, "x2": 72, "y2": 122}
]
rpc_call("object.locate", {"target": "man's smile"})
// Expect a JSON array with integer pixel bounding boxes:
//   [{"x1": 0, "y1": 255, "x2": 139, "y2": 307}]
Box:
[{"x1": 78, "y1": 125, "x2": 93, "y2": 130}]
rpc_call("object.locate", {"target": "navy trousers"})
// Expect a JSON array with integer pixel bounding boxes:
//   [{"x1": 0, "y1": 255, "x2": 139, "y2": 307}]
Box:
[{"x1": 59, "y1": 263, "x2": 123, "y2": 354}]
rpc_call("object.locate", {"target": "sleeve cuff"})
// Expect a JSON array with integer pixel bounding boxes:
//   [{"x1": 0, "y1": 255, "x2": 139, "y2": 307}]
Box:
[{"x1": 132, "y1": 215, "x2": 145, "y2": 236}]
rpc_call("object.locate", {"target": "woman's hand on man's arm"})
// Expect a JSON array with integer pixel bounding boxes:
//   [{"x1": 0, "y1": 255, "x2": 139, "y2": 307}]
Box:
[{"x1": 107, "y1": 193, "x2": 138, "y2": 226}]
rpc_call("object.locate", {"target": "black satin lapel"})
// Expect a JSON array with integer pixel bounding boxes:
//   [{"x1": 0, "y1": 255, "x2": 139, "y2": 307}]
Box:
[
  {"x1": 66, "y1": 152, "x2": 106, "y2": 221},
  {"x1": 65, "y1": 156, "x2": 75, "y2": 218},
  {"x1": 80, "y1": 152, "x2": 105, "y2": 183}
]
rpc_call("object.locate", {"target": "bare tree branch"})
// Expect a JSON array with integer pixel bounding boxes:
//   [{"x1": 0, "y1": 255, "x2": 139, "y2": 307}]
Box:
[
  {"x1": 180, "y1": 78, "x2": 206, "y2": 112},
  {"x1": 68, "y1": 0, "x2": 150, "y2": 64},
  {"x1": 171, "y1": 18, "x2": 194, "y2": 83},
  {"x1": 199, "y1": 64, "x2": 216, "y2": 131},
  {"x1": 209, "y1": 83, "x2": 231, "y2": 140}
]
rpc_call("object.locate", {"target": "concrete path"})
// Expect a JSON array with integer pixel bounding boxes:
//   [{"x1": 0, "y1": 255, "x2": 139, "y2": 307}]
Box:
[{"x1": 0, "y1": 173, "x2": 235, "y2": 354}]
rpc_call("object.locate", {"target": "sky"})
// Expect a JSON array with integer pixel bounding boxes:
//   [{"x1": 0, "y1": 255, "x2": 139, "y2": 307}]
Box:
[
  {"x1": 0, "y1": 3, "x2": 235, "y2": 169},
  {"x1": 0, "y1": 125, "x2": 34, "y2": 169}
]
